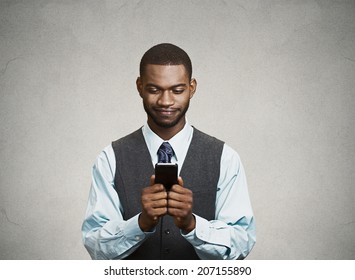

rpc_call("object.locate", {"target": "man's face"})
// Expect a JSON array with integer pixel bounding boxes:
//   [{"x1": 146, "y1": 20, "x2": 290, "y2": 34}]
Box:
[{"x1": 137, "y1": 64, "x2": 196, "y2": 130}]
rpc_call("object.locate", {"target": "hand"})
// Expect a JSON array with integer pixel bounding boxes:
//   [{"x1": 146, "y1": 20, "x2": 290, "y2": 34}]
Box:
[
  {"x1": 138, "y1": 175, "x2": 168, "y2": 232},
  {"x1": 167, "y1": 177, "x2": 196, "y2": 233}
]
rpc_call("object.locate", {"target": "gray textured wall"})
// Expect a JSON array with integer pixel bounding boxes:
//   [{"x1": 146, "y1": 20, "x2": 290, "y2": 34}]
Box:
[{"x1": 0, "y1": 0, "x2": 354, "y2": 259}]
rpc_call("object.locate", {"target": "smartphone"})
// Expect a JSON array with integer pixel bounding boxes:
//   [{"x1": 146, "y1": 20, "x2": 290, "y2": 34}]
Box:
[{"x1": 155, "y1": 163, "x2": 178, "y2": 191}]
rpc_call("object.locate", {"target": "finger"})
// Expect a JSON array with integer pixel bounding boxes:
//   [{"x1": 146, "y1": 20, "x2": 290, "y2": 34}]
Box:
[
  {"x1": 150, "y1": 199, "x2": 168, "y2": 208},
  {"x1": 148, "y1": 206, "x2": 168, "y2": 217},
  {"x1": 143, "y1": 207, "x2": 167, "y2": 220},
  {"x1": 154, "y1": 184, "x2": 165, "y2": 192},
  {"x1": 167, "y1": 190, "x2": 183, "y2": 201},
  {"x1": 167, "y1": 199, "x2": 182, "y2": 209},
  {"x1": 143, "y1": 183, "x2": 165, "y2": 194},
  {"x1": 169, "y1": 185, "x2": 192, "y2": 197},
  {"x1": 167, "y1": 196, "x2": 192, "y2": 208},
  {"x1": 154, "y1": 207, "x2": 168, "y2": 217},
  {"x1": 143, "y1": 191, "x2": 167, "y2": 203},
  {"x1": 167, "y1": 206, "x2": 191, "y2": 218}
]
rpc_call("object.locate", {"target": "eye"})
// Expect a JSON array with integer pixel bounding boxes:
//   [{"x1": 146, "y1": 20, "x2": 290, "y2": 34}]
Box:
[
  {"x1": 172, "y1": 88, "x2": 185, "y2": 94},
  {"x1": 147, "y1": 87, "x2": 159, "y2": 94}
]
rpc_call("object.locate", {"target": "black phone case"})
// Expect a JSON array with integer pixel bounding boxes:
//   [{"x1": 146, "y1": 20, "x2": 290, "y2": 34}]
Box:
[{"x1": 155, "y1": 163, "x2": 178, "y2": 191}]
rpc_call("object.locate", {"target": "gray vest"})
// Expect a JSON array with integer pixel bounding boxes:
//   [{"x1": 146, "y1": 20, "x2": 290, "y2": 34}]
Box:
[{"x1": 112, "y1": 127, "x2": 224, "y2": 259}]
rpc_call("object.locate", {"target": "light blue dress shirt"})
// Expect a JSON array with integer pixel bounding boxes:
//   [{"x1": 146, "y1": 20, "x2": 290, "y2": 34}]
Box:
[{"x1": 82, "y1": 122, "x2": 256, "y2": 259}]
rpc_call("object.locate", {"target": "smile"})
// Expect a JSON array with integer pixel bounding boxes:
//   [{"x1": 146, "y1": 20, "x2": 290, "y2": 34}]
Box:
[{"x1": 155, "y1": 109, "x2": 177, "y2": 116}]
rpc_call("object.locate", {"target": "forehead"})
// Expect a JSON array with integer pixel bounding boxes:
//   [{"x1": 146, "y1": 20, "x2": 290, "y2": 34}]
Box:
[{"x1": 141, "y1": 64, "x2": 189, "y2": 85}]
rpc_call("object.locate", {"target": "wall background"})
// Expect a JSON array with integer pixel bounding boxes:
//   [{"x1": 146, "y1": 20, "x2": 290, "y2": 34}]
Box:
[{"x1": 0, "y1": 0, "x2": 354, "y2": 259}]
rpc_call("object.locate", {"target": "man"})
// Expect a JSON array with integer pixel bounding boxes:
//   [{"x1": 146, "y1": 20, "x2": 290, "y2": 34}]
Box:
[{"x1": 82, "y1": 43, "x2": 256, "y2": 260}]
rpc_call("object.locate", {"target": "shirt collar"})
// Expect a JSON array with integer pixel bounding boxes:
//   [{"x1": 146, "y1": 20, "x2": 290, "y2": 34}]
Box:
[{"x1": 142, "y1": 121, "x2": 193, "y2": 164}]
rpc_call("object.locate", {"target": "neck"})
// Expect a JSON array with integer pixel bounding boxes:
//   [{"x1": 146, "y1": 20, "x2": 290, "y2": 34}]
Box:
[{"x1": 148, "y1": 118, "x2": 186, "y2": 140}]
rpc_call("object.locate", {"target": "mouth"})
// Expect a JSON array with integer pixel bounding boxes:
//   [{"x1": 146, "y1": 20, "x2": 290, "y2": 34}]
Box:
[{"x1": 154, "y1": 108, "x2": 178, "y2": 116}]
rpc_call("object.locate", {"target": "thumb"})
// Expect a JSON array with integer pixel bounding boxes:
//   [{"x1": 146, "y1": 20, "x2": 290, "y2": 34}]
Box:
[
  {"x1": 178, "y1": 176, "x2": 184, "y2": 187},
  {"x1": 150, "y1": 175, "x2": 156, "y2": 186}
]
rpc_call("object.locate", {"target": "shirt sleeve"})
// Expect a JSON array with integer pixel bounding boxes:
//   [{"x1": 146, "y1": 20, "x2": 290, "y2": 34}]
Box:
[
  {"x1": 81, "y1": 145, "x2": 154, "y2": 260},
  {"x1": 182, "y1": 144, "x2": 256, "y2": 259}
]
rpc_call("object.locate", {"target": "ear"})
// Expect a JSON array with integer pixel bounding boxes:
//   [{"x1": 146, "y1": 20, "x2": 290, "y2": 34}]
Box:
[
  {"x1": 136, "y1": 77, "x2": 143, "y2": 98},
  {"x1": 189, "y1": 78, "x2": 197, "y2": 99}
]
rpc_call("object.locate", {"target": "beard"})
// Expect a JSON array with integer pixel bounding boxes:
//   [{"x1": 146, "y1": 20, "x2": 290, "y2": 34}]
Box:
[{"x1": 143, "y1": 102, "x2": 189, "y2": 128}]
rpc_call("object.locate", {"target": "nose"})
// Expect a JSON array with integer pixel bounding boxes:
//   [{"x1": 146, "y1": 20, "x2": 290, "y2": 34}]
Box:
[{"x1": 157, "y1": 90, "x2": 174, "y2": 107}]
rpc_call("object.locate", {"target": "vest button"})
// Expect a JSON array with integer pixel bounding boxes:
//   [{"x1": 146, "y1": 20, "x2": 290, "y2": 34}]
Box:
[{"x1": 164, "y1": 229, "x2": 170, "y2": 235}]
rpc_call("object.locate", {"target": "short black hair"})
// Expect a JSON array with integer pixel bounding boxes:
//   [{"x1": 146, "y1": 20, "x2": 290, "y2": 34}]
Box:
[{"x1": 140, "y1": 43, "x2": 192, "y2": 80}]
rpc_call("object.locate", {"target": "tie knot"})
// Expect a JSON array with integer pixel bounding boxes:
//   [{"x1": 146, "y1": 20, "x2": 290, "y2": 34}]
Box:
[{"x1": 158, "y1": 142, "x2": 175, "y2": 163}]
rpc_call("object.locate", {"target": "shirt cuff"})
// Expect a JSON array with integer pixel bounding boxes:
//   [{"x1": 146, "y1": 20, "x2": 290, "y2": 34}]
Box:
[
  {"x1": 181, "y1": 215, "x2": 208, "y2": 246},
  {"x1": 124, "y1": 213, "x2": 155, "y2": 242},
  {"x1": 182, "y1": 215, "x2": 231, "y2": 248}
]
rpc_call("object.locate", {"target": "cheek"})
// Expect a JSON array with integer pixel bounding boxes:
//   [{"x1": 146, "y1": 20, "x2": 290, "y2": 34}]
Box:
[
  {"x1": 177, "y1": 95, "x2": 191, "y2": 106},
  {"x1": 142, "y1": 95, "x2": 155, "y2": 105}
]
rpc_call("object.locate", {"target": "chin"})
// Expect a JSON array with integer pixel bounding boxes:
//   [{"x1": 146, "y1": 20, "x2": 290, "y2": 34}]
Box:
[
  {"x1": 155, "y1": 120, "x2": 180, "y2": 128},
  {"x1": 151, "y1": 114, "x2": 185, "y2": 129}
]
